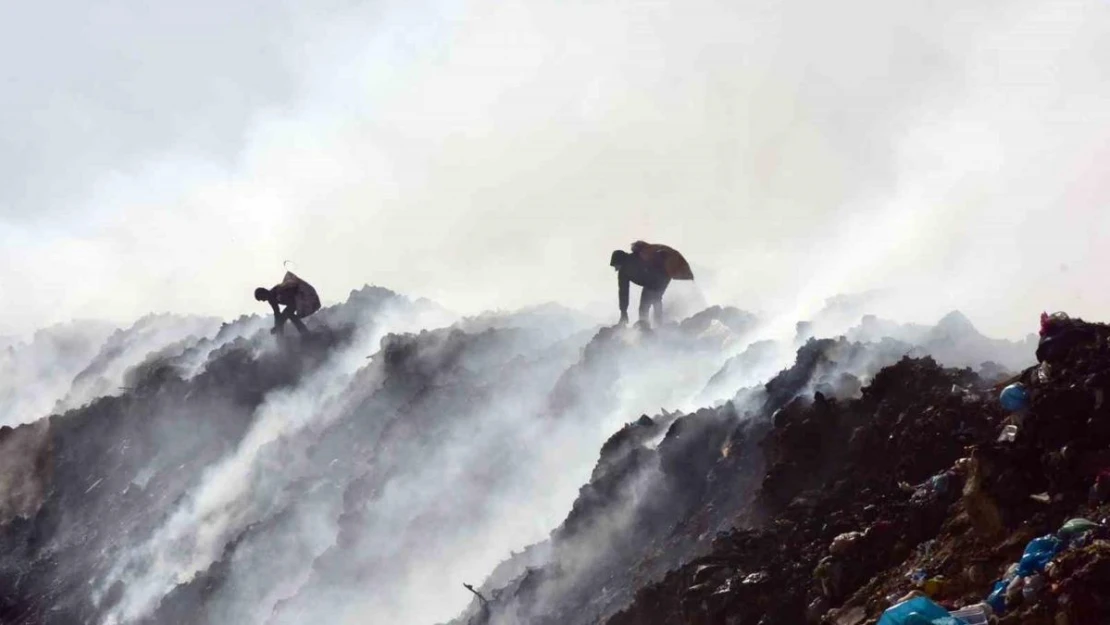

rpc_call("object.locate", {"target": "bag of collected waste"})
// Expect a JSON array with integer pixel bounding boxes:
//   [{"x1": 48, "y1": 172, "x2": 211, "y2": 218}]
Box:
[
  {"x1": 878, "y1": 596, "x2": 965, "y2": 625},
  {"x1": 630, "y1": 241, "x2": 695, "y2": 280},
  {"x1": 279, "y1": 271, "x2": 321, "y2": 318}
]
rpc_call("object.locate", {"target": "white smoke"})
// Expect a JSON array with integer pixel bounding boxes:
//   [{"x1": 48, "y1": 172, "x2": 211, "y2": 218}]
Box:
[
  {"x1": 100, "y1": 300, "x2": 456, "y2": 624},
  {"x1": 0, "y1": 320, "x2": 114, "y2": 427}
]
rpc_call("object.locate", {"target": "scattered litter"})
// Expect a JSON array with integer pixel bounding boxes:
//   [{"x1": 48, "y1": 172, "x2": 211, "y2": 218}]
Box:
[
  {"x1": 834, "y1": 605, "x2": 866, "y2": 625},
  {"x1": 1018, "y1": 535, "x2": 1062, "y2": 576},
  {"x1": 921, "y1": 576, "x2": 946, "y2": 597},
  {"x1": 949, "y1": 603, "x2": 991, "y2": 625},
  {"x1": 1058, "y1": 518, "x2": 1100, "y2": 538},
  {"x1": 830, "y1": 531, "x2": 865, "y2": 556},
  {"x1": 877, "y1": 596, "x2": 958, "y2": 625},
  {"x1": 1021, "y1": 573, "x2": 1044, "y2": 603},
  {"x1": 999, "y1": 383, "x2": 1029, "y2": 412},
  {"x1": 1090, "y1": 472, "x2": 1110, "y2": 504}
]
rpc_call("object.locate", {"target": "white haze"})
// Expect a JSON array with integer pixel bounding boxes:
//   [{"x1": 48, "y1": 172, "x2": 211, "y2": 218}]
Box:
[
  {"x1": 0, "y1": 1, "x2": 1105, "y2": 624},
  {"x1": 3, "y1": 0, "x2": 1110, "y2": 339},
  {"x1": 0, "y1": 291, "x2": 1037, "y2": 625},
  {"x1": 100, "y1": 299, "x2": 459, "y2": 624},
  {"x1": 96, "y1": 303, "x2": 762, "y2": 625}
]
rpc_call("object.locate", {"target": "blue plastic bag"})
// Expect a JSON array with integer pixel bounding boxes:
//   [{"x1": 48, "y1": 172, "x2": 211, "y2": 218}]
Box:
[
  {"x1": 1016, "y1": 535, "x2": 1061, "y2": 576},
  {"x1": 999, "y1": 383, "x2": 1029, "y2": 412},
  {"x1": 986, "y1": 579, "x2": 1009, "y2": 613},
  {"x1": 878, "y1": 596, "x2": 967, "y2": 625}
]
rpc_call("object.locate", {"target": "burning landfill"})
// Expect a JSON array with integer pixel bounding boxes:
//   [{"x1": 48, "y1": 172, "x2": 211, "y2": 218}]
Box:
[{"x1": 0, "y1": 291, "x2": 1108, "y2": 625}]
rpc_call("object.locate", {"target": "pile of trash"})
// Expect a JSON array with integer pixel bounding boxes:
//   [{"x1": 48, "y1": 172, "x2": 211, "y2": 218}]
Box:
[
  {"x1": 608, "y1": 313, "x2": 1110, "y2": 625},
  {"x1": 446, "y1": 336, "x2": 936, "y2": 625},
  {"x1": 1, "y1": 298, "x2": 1101, "y2": 625}
]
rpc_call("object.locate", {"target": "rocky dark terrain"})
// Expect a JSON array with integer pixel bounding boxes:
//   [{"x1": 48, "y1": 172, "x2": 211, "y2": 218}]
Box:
[{"x1": 0, "y1": 287, "x2": 1085, "y2": 625}]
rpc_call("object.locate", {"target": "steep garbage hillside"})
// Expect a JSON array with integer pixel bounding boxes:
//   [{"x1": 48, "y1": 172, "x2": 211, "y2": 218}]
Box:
[
  {"x1": 606, "y1": 316, "x2": 1110, "y2": 625},
  {"x1": 0, "y1": 286, "x2": 439, "y2": 625},
  {"x1": 0, "y1": 291, "x2": 766, "y2": 625},
  {"x1": 446, "y1": 337, "x2": 934, "y2": 625},
  {"x1": 248, "y1": 308, "x2": 758, "y2": 625},
  {"x1": 0, "y1": 294, "x2": 1061, "y2": 625}
]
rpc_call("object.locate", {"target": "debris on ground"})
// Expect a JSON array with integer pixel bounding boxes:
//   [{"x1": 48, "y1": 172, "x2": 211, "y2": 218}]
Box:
[{"x1": 607, "y1": 314, "x2": 1110, "y2": 625}]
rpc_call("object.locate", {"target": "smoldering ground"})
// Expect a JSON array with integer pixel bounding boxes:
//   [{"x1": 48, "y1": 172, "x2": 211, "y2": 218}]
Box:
[{"x1": 0, "y1": 278, "x2": 1043, "y2": 625}]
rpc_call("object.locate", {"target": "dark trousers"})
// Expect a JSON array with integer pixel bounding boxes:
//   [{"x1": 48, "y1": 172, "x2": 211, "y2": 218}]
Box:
[
  {"x1": 639, "y1": 281, "x2": 669, "y2": 326},
  {"x1": 275, "y1": 306, "x2": 309, "y2": 336}
]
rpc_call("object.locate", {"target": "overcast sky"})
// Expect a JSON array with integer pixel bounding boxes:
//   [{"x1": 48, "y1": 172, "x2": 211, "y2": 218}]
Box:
[{"x1": 2, "y1": 0, "x2": 1109, "y2": 338}]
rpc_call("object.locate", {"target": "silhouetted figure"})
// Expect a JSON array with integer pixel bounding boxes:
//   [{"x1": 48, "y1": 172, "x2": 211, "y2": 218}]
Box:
[
  {"x1": 254, "y1": 271, "x2": 321, "y2": 336},
  {"x1": 609, "y1": 241, "x2": 694, "y2": 328}
]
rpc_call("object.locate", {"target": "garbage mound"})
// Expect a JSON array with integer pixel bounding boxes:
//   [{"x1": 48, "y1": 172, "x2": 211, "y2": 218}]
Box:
[
  {"x1": 608, "y1": 316, "x2": 1110, "y2": 625},
  {"x1": 0, "y1": 328, "x2": 353, "y2": 625},
  {"x1": 446, "y1": 337, "x2": 930, "y2": 625},
  {"x1": 0, "y1": 299, "x2": 1088, "y2": 625},
  {"x1": 0, "y1": 287, "x2": 413, "y2": 625}
]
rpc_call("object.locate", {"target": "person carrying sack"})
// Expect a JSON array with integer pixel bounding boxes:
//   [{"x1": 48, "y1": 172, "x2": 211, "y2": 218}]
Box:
[
  {"x1": 609, "y1": 241, "x2": 694, "y2": 328},
  {"x1": 254, "y1": 271, "x2": 321, "y2": 336}
]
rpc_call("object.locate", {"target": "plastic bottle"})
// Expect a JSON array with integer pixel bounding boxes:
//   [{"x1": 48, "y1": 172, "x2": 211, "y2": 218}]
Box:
[
  {"x1": 1036, "y1": 362, "x2": 1051, "y2": 383},
  {"x1": 950, "y1": 603, "x2": 991, "y2": 625}
]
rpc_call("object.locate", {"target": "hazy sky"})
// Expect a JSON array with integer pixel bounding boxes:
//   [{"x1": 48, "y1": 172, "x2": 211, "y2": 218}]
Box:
[{"x1": 3, "y1": 0, "x2": 1109, "y2": 338}]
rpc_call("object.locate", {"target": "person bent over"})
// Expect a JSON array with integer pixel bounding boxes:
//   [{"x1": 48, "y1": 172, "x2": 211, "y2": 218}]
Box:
[{"x1": 254, "y1": 271, "x2": 321, "y2": 336}]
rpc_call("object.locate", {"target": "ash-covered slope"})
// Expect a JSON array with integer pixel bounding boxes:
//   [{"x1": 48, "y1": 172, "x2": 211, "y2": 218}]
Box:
[
  {"x1": 0, "y1": 286, "x2": 419, "y2": 625},
  {"x1": 0, "y1": 293, "x2": 1054, "y2": 625},
  {"x1": 248, "y1": 309, "x2": 759, "y2": 625},
  {"x1": 0, "y1": 291, "x2": 765, "y2": 625},
  {"x1": 444, "y1": 336, "x2": 926, "y2": 625}
]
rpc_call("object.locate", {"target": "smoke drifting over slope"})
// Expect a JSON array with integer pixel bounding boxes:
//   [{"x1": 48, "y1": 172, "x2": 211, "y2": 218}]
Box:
[
  {"x1": 0, "y1": 281, "x2": 1040, "y2": 625},
  {"x1": 3, "y1": 1, "x2": 1109, "y2": 622}
]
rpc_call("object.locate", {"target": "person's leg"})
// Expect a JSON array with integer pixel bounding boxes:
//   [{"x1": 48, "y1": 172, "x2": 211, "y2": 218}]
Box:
[
  {"x1": 289, "y1": 313, "x2": 310, "y2": 336},
  {"x1": 638, "y1": 288, "x2": 653, "y2": 323},
  {"x1": 272, "y1": 306, "x2": 289, "y2": 335},
  {"x1": 653, "y1": 280, "x2": 670, "y2": 326},
  {"x1": 275, "y1": 306, "x2": 301, "y2": 335},
  {"x1": 650, "y1": 291, "x2": 663, "y2": 327}
]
